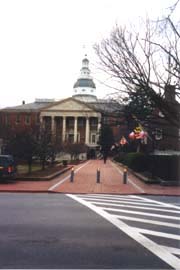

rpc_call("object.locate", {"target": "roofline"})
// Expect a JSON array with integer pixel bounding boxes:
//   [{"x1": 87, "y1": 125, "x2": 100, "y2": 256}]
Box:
[{"x1": 40, "y1": 97, "x2": 100, "y2": 112}]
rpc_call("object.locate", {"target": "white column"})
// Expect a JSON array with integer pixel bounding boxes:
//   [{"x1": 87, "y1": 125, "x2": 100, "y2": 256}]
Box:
[
  {"x1": 62, "y1": 116, "x2": 66, "y2": 142},
  {"x1": 40, "y1": 116, "x2": 44, "y2": 130},
  {"x1": 74, "y1": 117, "x2": 78, "y2": 143},
  {"x1": 51, "y1": 116, "x2": 55, "y2": 135},
  {"x1": 97, "y1": 117, "x2": 101, "y2": 132},
  {"x1": 96, "y1": 117, "x2": 101, "y2": 144},
  {"x1": 85, "y1": 117, "x2": 90, "y2": 144}
]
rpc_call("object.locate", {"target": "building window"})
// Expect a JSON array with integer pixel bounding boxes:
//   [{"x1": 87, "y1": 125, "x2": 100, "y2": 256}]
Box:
[
  {"x1": 5, "y1": 115, "x2": 9, "y2": 125},
  {"x1": 67, "y1": 118, "x2": 74, "y2": 127},
  {"x1": 68, "y1": 134, "x2": 74, "y2": 143},
  {"x1": 25, "y1": 115, "x2": 31, "y2": 125},
  {"x1": 90, "y1": 118, "x2": 98, "y2": 127},
  {"x1": 155, "y1": 128, "x2": 163, "y2": 140},
  {"x1": 77, "y1": 133, "x2": 80, "y2": 142},
  {"x1": 102, "y1": 117, "x2": 109, "y2": 125},
  {"x1": 16, "y1": 114, "x2": 21, "y2": 124},
  {"x1": 91, "y1": 133, "x2": 96, "y2": 144},
  {"x1": 78, "y1": 118, "x2": 84, "y2": 127},
  {"x1": 36, "y1": 115, "x2": 40, "y2": 124}
]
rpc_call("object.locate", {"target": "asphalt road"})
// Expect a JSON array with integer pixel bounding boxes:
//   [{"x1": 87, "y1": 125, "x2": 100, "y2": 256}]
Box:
[{"x1": 0, "y1": 193, "x2": 179, "y2": 269}]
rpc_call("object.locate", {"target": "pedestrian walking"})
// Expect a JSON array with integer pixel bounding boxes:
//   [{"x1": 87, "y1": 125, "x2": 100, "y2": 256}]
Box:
[{"x1": 103, "y1": 151, "x2": 108, "y2": 164}]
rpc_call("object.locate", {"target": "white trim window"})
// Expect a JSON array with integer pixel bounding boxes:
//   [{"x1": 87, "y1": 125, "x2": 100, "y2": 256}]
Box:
[
  {"x1": 25, "y1": 115, "x2": 31, "y2": 125},
  {"x1": 91, "y1": 133, "x2": 97, "y2": 144}
]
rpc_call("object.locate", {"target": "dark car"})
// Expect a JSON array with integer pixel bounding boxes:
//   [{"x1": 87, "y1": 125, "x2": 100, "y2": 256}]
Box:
[{"x1": 0, "y1": 155, "x2": 17, "y2": 179}]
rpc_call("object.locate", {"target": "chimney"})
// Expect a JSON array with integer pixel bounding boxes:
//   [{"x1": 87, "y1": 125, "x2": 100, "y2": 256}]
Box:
[
  {"x1": 164, "y1": 85, "x2": 175, "y2": 103},
  {"x1": 22, "y1": 100, "x2": 25, "y2": 105}
]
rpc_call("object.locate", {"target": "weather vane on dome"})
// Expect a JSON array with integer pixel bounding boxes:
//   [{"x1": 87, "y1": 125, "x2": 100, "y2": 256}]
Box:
[{"x1": 82, "y1": 44, "x2": 88, "y2": 58}]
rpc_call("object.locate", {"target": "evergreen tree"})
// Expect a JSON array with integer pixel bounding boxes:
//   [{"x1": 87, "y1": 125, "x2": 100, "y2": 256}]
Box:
[
  {"x1": 99, "y1": 124, "x2": 114, "y2": 154},
  {"x1": 125, "y1": 87, "x2": 155, "y2": 123}
]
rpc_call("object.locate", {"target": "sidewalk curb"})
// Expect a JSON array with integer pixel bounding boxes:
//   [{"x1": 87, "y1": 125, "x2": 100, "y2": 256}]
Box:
[
  {"x1": 15, "y1": 166, "x2": 73, "y2": 181},
  {"x1": 0, "y1": 190, "x2": 179, "y2": 196},
  {"x1": 112, "y1": 160, "x2": 157, "y2": 184},
  {"x1": 112, "y1": 160, "x2": 180, "y2": 186},
  {"x1": 0, "y1": 160, "x2": 179, "y2": 196}
]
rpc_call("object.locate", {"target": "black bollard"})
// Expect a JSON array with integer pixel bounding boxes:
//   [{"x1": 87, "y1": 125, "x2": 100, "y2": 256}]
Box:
[
  {"x1": 70, "y1": 167, "x2": 74, "y2": 182},
  {"x1": 123, "y1": 167, "x2": 127, "y2": 184},
  {"x1": 97, "y1": 168, "x2": 100, "y2": 183}
]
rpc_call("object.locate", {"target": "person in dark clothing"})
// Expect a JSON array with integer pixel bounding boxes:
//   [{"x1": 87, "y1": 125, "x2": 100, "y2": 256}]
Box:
[{"x1": 103, "y1": 151, "x2": 108, "y2": 164}]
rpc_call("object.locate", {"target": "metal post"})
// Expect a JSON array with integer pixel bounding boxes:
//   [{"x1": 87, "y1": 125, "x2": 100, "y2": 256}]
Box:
[
  {"x1": 97, "y1": 168, "x2": 100, "y2": 183},
  {"x1": 70, "y1": 167, "x2": 74, "y2": 182},
  {"x1": 123, "y1": 167, "x2": 127, "y2": 184}
]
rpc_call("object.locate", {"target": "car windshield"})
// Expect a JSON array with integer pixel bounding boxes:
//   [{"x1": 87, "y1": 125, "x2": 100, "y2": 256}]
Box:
[{"x1": 0, "y1": 157, "x2": 13, "y2": 166}]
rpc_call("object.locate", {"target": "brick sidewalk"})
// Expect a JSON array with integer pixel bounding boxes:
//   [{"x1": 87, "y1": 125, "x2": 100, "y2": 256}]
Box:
[
  {"x1": 0, "y1": 159, "x2": 179, "y2": 195},
  {"x1": 49, "y1": 160, "x2": 180, "y2": 195}
]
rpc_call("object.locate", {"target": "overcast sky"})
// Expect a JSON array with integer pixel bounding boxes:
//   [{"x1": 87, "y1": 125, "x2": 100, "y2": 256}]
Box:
[{"x1": 0, "y1": 0, "x2": 177, "y2": 108}]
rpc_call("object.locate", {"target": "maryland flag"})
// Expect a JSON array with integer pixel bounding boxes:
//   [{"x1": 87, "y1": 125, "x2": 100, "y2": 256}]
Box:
[
  {"x1": 120, "y1": 136, "x2": 128, "y2": 145},
  {"x1": 134, "y1": 126, "x2": 143, "y2": 139}
]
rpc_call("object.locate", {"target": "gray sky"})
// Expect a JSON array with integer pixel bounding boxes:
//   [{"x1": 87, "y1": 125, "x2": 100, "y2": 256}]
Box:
[{"x1": 0, "y1": 0, "x2": 176, "y2": 108}]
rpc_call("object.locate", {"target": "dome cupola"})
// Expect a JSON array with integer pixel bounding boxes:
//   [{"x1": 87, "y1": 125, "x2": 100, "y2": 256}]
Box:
[{"x1": 73, "y1": 55, "x2": 97, "y2": 101}]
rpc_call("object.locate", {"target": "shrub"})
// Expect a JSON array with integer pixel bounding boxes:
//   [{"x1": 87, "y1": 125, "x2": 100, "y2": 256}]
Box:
[
  {"x1": 114, "y1": 152, "x2": 148, "y2": 172},
  {"x1": 123, "y1": 152, "x2": 148, "y2": 172},
  {"x1": 62, "y1": 160, "x2": 68, "y2": 166},
  {"x1": 147, "y1": 155, "x2": 180, "y2": 182},
  {"x1": 114, "y1": 152, "x2": 126, "y2": 163}
]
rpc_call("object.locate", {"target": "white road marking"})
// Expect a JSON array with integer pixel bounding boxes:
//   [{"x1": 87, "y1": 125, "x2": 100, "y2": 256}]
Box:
[
  {"x1": 131, "y1": 195, "x2": 180, "y2": 210},
  {"x1": 160, "y1": 246, "x2": 180, "y2": 255},
  {"x1": 111, "y1": 214, "x2": 180, "y2": 228},
  {"x1": 110, "y1": 160, "x2": 145, "y2": 193},
  {"x1": 133, "y1": 228, "x2": 180, "y2": 240},
  {"x1": 101, "y1": 207, "x2": 180, "y2": 220},
  {"x1": 173, "y1": 203, "x2": 180, "y2": 206},
  {"x1": 67, "y1": 194, "x2": 180, "y2": 269},
  {"x1": 48, "y1": 161, "x2": 91, "y2": 191},
  {"x1": 89, "y1": 201, "x2": 180, "y2": 214},
  {"x1": 79, "y1": 194, "x2": 143, "y2": 201},
  {"x1": 83, "y1": 197, "x2": 174, "y2": 208}
]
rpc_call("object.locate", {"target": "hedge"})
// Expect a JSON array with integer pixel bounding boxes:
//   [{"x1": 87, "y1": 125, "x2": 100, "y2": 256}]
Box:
[{"x1": 114, "y1": 152, "x2": 180, "y2": 183}]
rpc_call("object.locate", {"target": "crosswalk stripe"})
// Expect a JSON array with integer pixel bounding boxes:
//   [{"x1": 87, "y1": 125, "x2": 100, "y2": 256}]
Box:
[
  {"x1": 132, "y1": 195, "x2": 180, "y2": 210},
  {"x1": 111, "y1": 214, "x2": 180, "y2": 228},
  {"x1": 67, "y1": 194, "x2": 180, "y2": 270},
  {"x1": 83, "y1": 197, "x2": 176, "y2": 208},
  {"x1": 89, "y1": 201, "x2": 180, "y2": 214},
  {"x1": 101, "y1": 207, "x2": 180, "y2": 220},
  {"x1": 132, "y1": 228, "x2": 180, "y2": 240},
  {"x1": 160, "y1": 246, "x2": 180, "y2": 255},
  {"x1": 79, "y1": 194, "x2": 143, "y2": 201}
]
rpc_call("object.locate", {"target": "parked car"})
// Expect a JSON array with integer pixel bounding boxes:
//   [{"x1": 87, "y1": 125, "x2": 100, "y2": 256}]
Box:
[{"x1": 0, "y1": 155, "x2": 17, "y2": 179}]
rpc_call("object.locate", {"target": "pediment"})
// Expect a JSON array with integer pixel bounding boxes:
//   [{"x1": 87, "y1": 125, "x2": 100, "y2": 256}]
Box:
[{"x1": 41, "y1": 98, "x2": 94, "y2": 112}]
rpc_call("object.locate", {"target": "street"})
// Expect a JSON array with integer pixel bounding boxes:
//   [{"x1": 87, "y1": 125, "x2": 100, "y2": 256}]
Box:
[{"x1": 0, "y1": 193, "x2": 179, "y2": 269}]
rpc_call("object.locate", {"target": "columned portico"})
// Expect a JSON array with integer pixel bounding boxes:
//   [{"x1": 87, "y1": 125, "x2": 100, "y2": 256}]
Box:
[
  {"x1": 40, "y1": 96, "x2": 101, "y2": 147},
  {"x1": 40, "y1": 114, "x2": 101, "y2": 146}
]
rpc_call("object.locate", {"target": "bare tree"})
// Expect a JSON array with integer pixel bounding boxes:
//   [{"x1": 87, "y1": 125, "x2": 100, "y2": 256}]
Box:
[
  {"x1": 94, "y1": 2, "x2": 180, "y2": 128},
  {"x1": 63, "y1": 142, "x2": 87, "y2": 161}
]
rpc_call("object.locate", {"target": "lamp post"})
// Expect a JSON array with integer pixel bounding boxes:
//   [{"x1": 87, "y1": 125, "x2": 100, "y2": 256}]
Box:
[{"x1": 152, "y1": 128, "x2": 163, "y2": 152}]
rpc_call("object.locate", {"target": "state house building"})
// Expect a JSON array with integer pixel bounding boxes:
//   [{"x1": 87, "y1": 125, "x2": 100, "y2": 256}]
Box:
[{"x1": 0, "y1": 57, "x2": 125, "y2": 152}]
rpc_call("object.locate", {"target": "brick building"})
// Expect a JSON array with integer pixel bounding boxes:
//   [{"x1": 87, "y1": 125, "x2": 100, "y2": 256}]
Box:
[
  {"x1": 0, "y1": 56, "x2": 179, "y2": 154},
  {"x1": 0, "y1": 57, "x2": 125, "y2": 154}
]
